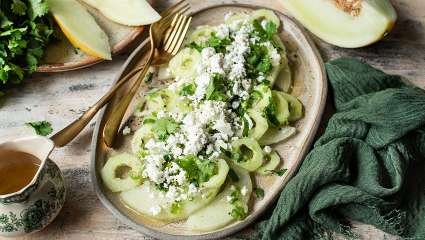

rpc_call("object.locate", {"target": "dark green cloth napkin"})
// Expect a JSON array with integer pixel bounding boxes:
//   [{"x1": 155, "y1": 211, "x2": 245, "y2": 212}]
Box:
[{"x1": 254, "y1": 58, "x2": 425, "y2": 239}]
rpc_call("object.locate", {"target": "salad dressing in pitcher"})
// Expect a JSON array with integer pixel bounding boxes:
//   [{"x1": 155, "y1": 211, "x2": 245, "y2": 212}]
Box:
[{"x1": 0, "y1": 150, "x2": 40, "y2": 195}]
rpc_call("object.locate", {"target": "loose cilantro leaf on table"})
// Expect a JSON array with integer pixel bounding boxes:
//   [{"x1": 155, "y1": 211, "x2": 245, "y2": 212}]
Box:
[
  {"x1": 0, "y1": 0, "x2": 54, "y2": 101},
  {"x1": 26, "y1": 120, "x2": 53, "y2": 136}
]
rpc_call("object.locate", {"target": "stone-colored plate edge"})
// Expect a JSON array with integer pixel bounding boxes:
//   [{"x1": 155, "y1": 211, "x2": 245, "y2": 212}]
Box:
[
  {"x1": 36, "y1": 26, "x2": 145, "y2": 73},
  {"x1": 90, "y1": 4, "x2": 327, "y2": 240}
]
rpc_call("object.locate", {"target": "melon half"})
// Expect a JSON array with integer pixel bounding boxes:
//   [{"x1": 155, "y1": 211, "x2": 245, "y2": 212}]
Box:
[
  {"x1": 81, "y1": 0, "x2": 161, "y2": 26},
  {"x1": 282, "y1": 0, "x2": 397, "y2": 48}
]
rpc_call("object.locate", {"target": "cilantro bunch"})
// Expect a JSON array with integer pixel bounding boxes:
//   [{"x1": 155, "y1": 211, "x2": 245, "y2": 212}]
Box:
[{"x1": 0, "y1": 0, "x2": 53, "y2": 97}]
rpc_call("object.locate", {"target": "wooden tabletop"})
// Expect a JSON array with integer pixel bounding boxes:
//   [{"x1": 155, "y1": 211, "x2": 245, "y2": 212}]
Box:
[{"x1": 1, "y1": 0, "x2": 424, "y2": 239}]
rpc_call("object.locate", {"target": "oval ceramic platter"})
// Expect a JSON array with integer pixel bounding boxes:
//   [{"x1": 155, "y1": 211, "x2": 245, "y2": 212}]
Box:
[
  {"x1": 36, "y1": 1, "x2": 145, "y2": 72},
  {"x1": 91, "y1": 4, "x2": 327, "y2": 240}
]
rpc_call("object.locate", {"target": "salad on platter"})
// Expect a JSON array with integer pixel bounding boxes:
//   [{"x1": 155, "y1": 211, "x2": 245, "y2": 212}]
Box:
[{"x1": 101, "y1": 9, "x2": 303, "y2": 231}]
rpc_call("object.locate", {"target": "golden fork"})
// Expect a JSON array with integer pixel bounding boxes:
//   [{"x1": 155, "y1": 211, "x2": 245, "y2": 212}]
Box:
[
  {"x1": 103, "y1": 11, "x2": 193, "y2": 147},
  {"x1": 50, "y1": 0, "x2": 190, "y2": 148}
]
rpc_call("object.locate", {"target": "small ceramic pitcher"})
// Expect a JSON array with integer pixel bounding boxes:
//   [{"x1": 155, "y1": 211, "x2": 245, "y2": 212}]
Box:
[{"x1": 0, "y1": 136, "x2": 65, "y2": 237}]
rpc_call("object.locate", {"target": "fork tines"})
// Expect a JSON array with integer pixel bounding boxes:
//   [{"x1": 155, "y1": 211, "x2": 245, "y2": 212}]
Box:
[{"x1": 163, "y1": 14, "x2": 192, "y2": 55}]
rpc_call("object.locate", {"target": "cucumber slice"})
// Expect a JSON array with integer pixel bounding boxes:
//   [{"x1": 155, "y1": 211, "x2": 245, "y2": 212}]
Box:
[
  {"x1": 248, "y1": 110, "x2": 268, "y2": 140},
  {"x1": 164, "y1": 90, "x2": 192, "y2": 114},
  {"x1": 278, "y1": 92, "x2": 304, "y2": 122},
  {"x1": 201, "y1": 159, "x2": 229, "y2": 189},
  {"x1": 256, "y1": 151, "x2": 281, "y2": 175},
  {"x1": 275, "y1": 65, "x2": 292, "y2": 93},
  {"x1": 144, "y1": 89, "x2": 168, "y2": 114},
  {"x1": 253, "y1": 84, "x2": 272, "y2": 112},
  {"x1": 133, "y1": 98, "x2": 146, "y2": 117},
  {"x1": 268, "y1": 65, "x2": 283, "y2": 86},
  {"x1": 101, "y1": 153, "x2": 143, "y2": 192},
  {"x1": 250, "y1": 9, "x2": 281, "y2": 28},
  {"x1": 231, "y1": 138, "x2": 264, "y2": 171},
  {"x1": 186, "y1": 166, "x2": 252, "y2": 231},
  {"x1": 272, "y1": 90, "x2": 290, "y2": 125},
  {"x1": 225, "y1": 13, "x2": 249, "y2": 28},
  {"x1": 131, "y1": 123, "x2": 154, "y2": 154},
  {"x1": 157, "y1": 64, "x2": 173, "y2": 81},
  {"x1": 169, "y1": 48, "x2": 202, "y2": 79},
  {"x1": 121, "y1": 182, "x2": 219, "y2": 222},
  {"x1": 271, "y1": 35, "x2": 292, "y2": 92},
  {"x1": 259, "y1": 126, "x2": 296, "y2": 145},
  {"x1": 188, "y1": 25, "x2": 216, "y2": 44}
]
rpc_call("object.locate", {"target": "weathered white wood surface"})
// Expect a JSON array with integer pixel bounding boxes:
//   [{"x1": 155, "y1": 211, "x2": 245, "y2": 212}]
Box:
[{"x1": 1, "y1": 0, "x2": 424, "y2": 239}]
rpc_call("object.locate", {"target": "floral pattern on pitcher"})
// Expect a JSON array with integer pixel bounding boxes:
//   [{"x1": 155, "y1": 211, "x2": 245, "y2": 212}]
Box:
[{"x1": 0, "y1": 159, "x2": 66, "y2": 236}]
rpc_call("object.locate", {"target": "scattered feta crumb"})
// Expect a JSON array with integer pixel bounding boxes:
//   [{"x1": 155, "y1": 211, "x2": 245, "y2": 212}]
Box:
[
  {"x1": 241, "y1": 186, "x2": 248, "y2": 196},
  {"x1": 263, "y1": 146, "x2": 272, "y2": 154},
  {"x1": 150, "y1": 206, "x2": 161, "y2": 216},
  {"x1": 122, "y1": 126, "x2": 131, "y2": 135}
]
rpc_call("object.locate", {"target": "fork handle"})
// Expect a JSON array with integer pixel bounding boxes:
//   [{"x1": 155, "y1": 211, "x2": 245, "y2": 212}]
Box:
[
  {"x1": 50, "y1": 65, "x2": 145, "y2": 147},
  {"x1": 103, "y1": 52, "x2": 155, "y2": 147}
]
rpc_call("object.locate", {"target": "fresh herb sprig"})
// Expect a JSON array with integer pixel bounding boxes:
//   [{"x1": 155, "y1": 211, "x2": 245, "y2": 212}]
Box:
[
  {"x1": 0, "y1": 0, "x2": 54, "y2": 99},
  {"x1": 26, "y1": 120, "x2": 52, "y2": 136}
]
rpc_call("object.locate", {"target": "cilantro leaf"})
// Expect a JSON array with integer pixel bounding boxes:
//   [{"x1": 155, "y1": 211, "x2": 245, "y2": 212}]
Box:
[
  {"x1": 264, "y1": 96, "x2": 280, "y2": 127},
  {"x1": 265, "y1": 21, "x2": 278, "y2": 39},
  {"x1": 268, "y1": 168, "x2": 287, "y2": 176},
  {"x1": 0, "y1": 0, "x2": 53, "y2": 102},
  {"x1": 255, "y1": 187, "x2": 265, "y2": 199},
  {"x1": 176, "y1": 155, "x2": 218, "y2": 185},
  {"x1": 179, "y1": 83, "x2": 195, "y2": 96},
  {"x1": 188, "y1": 32, "x2": 231, "y2": 53},
  {"x1": 11, "y1": 0, "x2": 27, "y2": 16},
  {"x1": 28, "y1": 0, "x2": 49, "y2": 20},
  {"x1": 151, "y1": 117, "x2": 179, "y2": 141},
  {"x1": 26, "y1": 120, "x2": 53, "y2": 136},
  {"x1": 144, "y1": 72, "x2": 153, "y2": 83},
  {"x1": 230, "y1": 205, "x2": 247, "y2": 220},
  {"x1": 228, "y1": 186, "x2": 248, "y2": 220},
  {"x1": 228, "y1": 169, "x2": 240, "y2": 182},
  {"x1": 205, "y1": 74, "x2": 228, "y2": 101}
]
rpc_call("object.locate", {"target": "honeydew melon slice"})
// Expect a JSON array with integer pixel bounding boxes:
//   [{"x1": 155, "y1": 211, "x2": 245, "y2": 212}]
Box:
[
  {"x1": 282, "y1": 0, "x2": 397, "y2": 48},
  {"x1": 81, "y1": 0, "x2": 161, "y2": 26},
  {"x1": 46, "y1": 0, "x2": 111, "y2": 59},
  {"x1": 186, "y1": 166, "x2": 252, "y2": 231}
]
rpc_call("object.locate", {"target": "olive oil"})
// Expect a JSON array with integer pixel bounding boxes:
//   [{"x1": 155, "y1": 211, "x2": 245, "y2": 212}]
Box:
[{"x1": 0, "y1": 150, "x2": 40, "y2": 195}]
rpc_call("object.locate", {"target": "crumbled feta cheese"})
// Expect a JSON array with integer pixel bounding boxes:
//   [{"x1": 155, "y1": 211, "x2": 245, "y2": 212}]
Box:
[
  {"x1": 244, "y1": 114, "x2": 254, "y2": 130},
  {"x1": 263, "y1": 146, "x2": 272, "y2": 154},
  {"x1": 226, "y1": 195, "x2": 233, "y2": 202},
  {"x1": 261, "y1": 19, "x2": 268, "y2": 29},
  {"x1": 122, "y1": 126, "x2": 131, "y2": 135},
  {"x1": 150, "y1": 205, "x2": 161, "y2": 216},
  {"x1": 216, "y1": 24, "x2": 230, "y2": 39},
  {"x1": 224, "y1": 12, "x2": 234, "y2": 21},
  {"x1": 241, "y1": 186, "x2": 248, "y2": 196}
]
